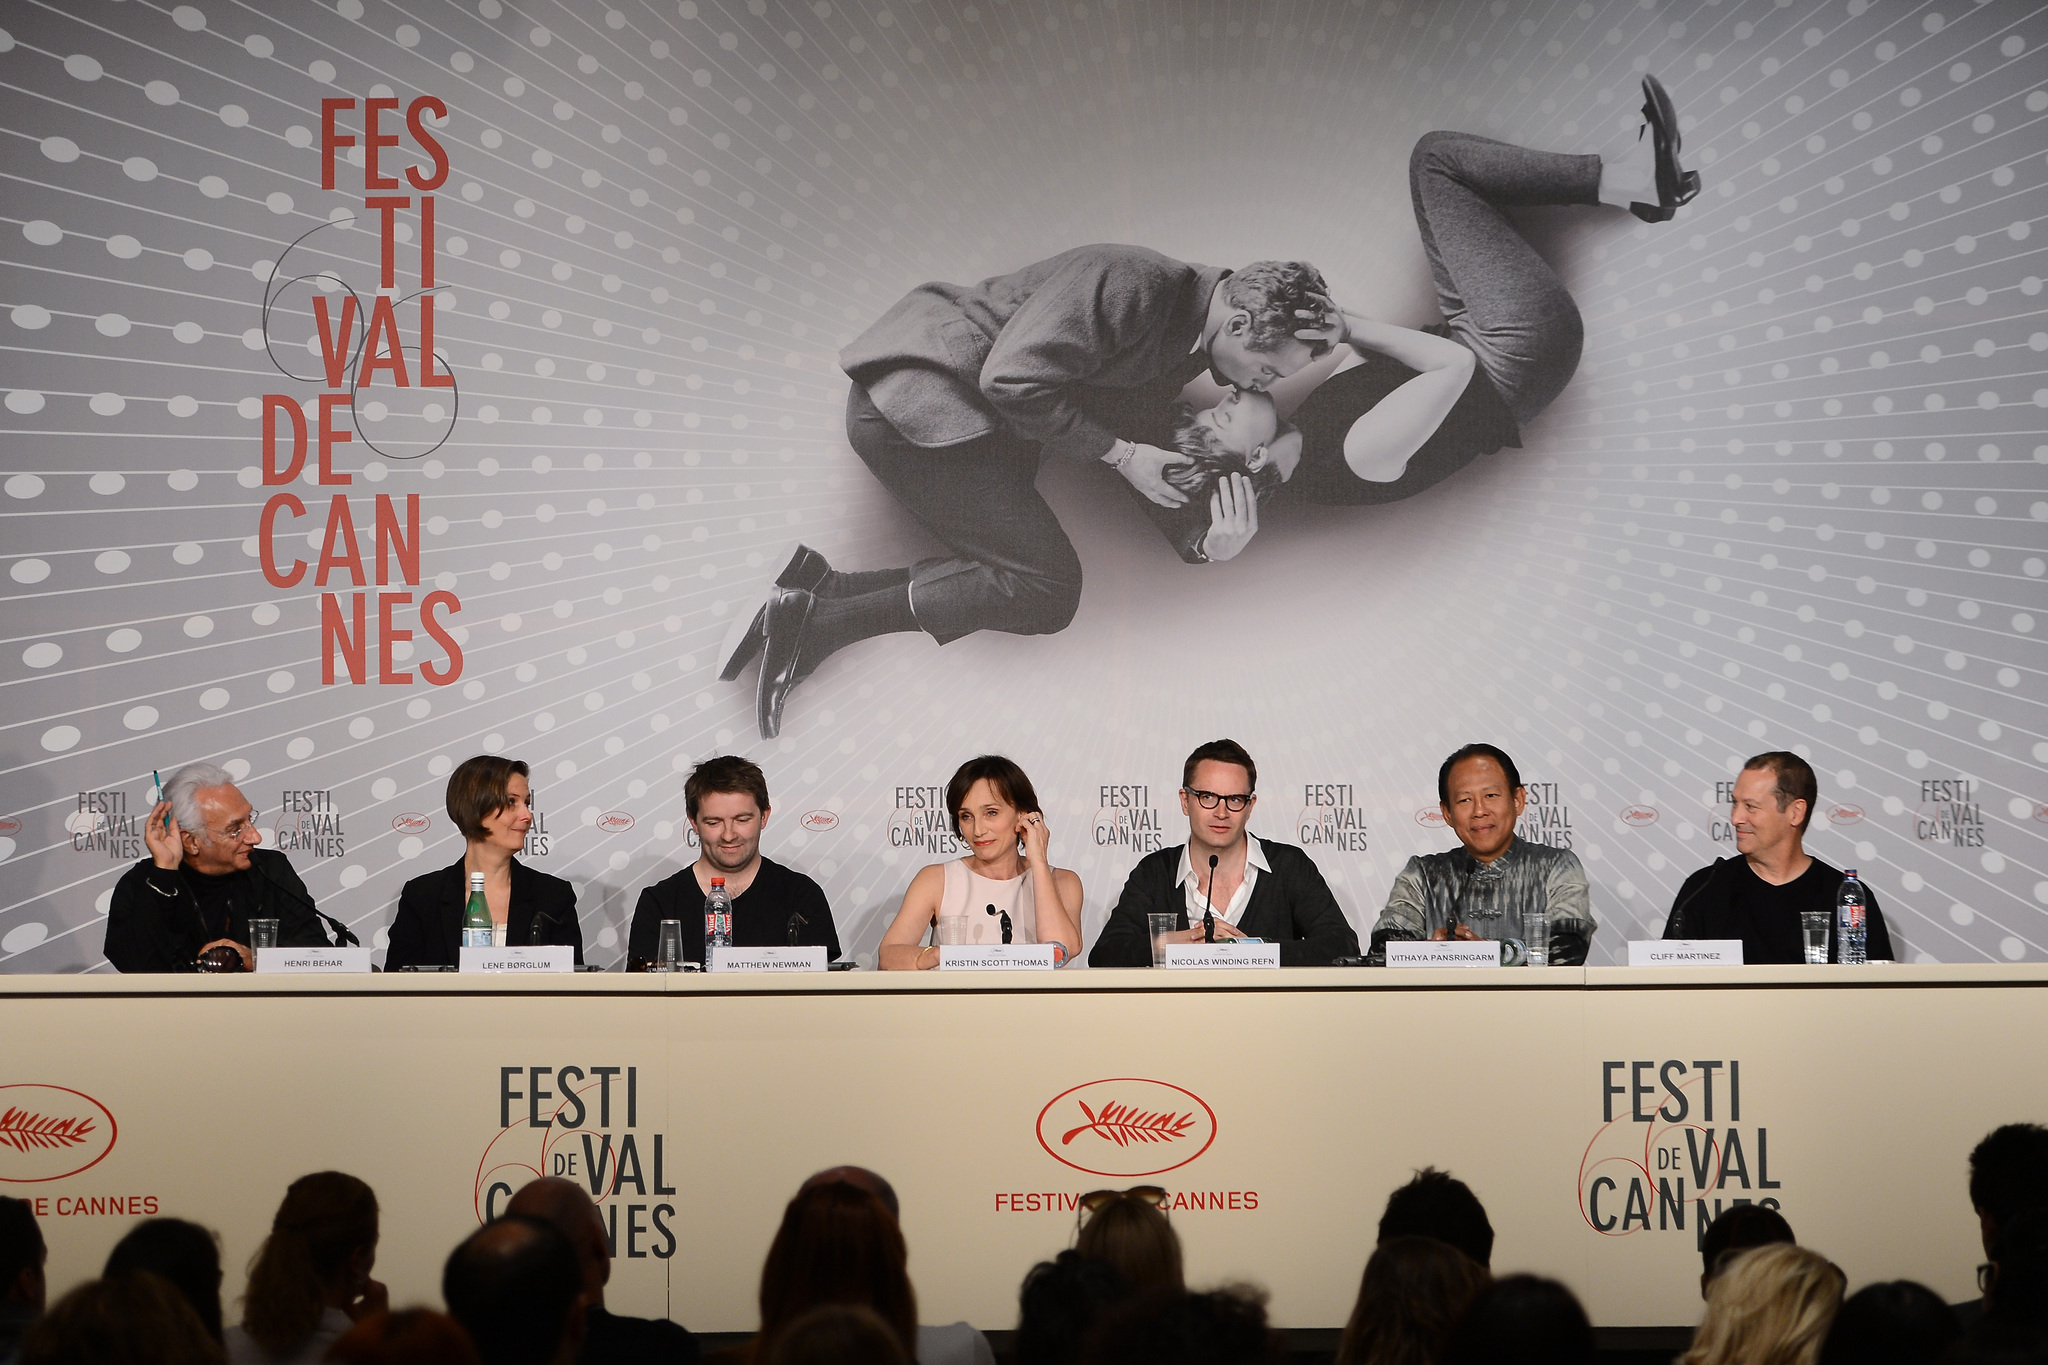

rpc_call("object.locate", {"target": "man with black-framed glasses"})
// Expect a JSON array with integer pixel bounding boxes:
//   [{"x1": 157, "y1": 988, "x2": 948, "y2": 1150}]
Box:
[
  {"x1": 1089, "y1": 739, "x2": 1358, "y2": 966},
  {"x1": 104, "y1": 761, "x2": 344, "y2": 972}
]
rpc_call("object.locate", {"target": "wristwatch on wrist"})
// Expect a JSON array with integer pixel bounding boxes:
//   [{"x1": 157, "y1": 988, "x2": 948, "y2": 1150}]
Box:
[{"x1": 1105, "y1": 439, "x2": 1137, "y2": 472}]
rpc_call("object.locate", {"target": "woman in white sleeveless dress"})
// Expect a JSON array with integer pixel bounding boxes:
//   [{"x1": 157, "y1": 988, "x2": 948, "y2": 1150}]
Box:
[{"x1": 879, "y1": 755, "x2": 1083, "y2": 968}]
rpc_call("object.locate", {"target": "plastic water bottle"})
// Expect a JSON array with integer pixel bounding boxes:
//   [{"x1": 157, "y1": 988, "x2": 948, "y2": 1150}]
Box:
[
  {"x1": 461, "y1": 872, "x2": 493, "y2": 949},
  {"x1": 1836, "y1": 869, "x2": 1868, "y2": 965},
  {"x1": 704, "y1": 877, "x2": 733, "y2": 957}
]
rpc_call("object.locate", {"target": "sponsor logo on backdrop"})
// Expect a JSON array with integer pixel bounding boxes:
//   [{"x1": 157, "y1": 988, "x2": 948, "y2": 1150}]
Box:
[
  {"x1": 1828, "y1": 804, "x2": 1865, "y2": 826},
  {"x1": 1620, "y1": 805, "x2": 1659, "y2": 828},
  {"x1": 523, "y1": 792, "x2": 551, "y2": 857},
  {"x1": 1095, "y1": 785, "x2": 1165, "y2": 853},
  {"x1": 1297, "y1": 784, "x2": 1368, "y2": 851},
  {"x1": 69, "y1": 790, "x2": 143, "y2": 859},
  {"x1": 0, "y1": 817, "x2": 20, "y2": 836},
  {"x1": 800, "y1": 810, "x2": 839, "y2": 832},
  {"x1": 1916, "y1": 779, "x2": 1984, "y2": 848},
  {"x1": 2035, "y1": 804, "x2": 2048, "y2": 825},
  {"x1": 1415, "y1": 807, "x2": 1446, "y2": 828},
  {"x1": 0, "y1": 1084, "x2": 118, "y2": 1183},
  {"x1": 393, "y1": 812, "x2": 430, "y2": 834},
  {"x1": 276, "y1": 789, "x2": 345, "y2": 856},
  {"x1": 480, "y1": 1064, "x2": 677, "y2": 1258},
  {"x1": 1036, "y1": 1078, "x2": 1217, "y2": 1178},
  {"x1": 891, "y1": 786, "x2": 965, "y2": 855},
  {"x1": 1710, "y1": 783, "x2": 1738, "y2": 843},
  {"x1": 1518, "y1": 782, "x2": 1574, "y2": 850},
  {"x1": 596, "y1": 811, "x2": 634, "y2": 834},
  {"x1": 1580, "y1": 1060, "x2": 1784, "y2": 1244}
]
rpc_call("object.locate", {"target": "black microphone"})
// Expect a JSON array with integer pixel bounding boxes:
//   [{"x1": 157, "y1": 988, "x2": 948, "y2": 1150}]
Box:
[
  {"x1": 1204, "y1": 854, "x2": 1219, "y2": 943},
  {"x1": 526, "y1": 908, "x2": 558, "y2": 947},
  {"x1": 787, "y1": 910, "x2": 808, "y2": 947},
  {"x1": 986, "y1": 903, "x2": 1012, "y2": 945}
]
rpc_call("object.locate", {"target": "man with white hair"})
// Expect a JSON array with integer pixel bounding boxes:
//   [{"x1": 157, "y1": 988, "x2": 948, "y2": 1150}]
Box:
[{"x1": 103, "y1": 762, "x2": 342, "y2": 971}]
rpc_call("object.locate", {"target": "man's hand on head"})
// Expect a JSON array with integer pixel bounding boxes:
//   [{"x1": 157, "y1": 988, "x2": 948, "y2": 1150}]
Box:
[
  {"x1": 145, "y1": 801, "x2": 184, "y2": 871},
  {"x1": 1116, "y1": 442, "x2": 1190, "y2": 507}
]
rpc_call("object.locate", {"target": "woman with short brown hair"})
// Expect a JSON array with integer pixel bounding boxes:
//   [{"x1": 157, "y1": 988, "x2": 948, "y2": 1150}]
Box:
[
  {"x1": 754, "y1": 1182, "x2": 918, "y2": 1364},
  {"x1": 384, "y1": 756, "x2": 582, "y2": 970}
]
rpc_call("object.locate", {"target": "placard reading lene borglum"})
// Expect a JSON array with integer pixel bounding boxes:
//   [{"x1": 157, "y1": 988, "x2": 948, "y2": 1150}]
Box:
[
  {"x1": 254, "y1": 947, "x2": 373, "y2": 974},
  {"x1": 1628, "y1": 940, "x2": 1745, "y2": 966},
  {"x1": 937, "y1": 945, "x2": 1059, "y2": 971},
  {"x1": 458, "y1": 946, "x2": 575, "y2": 974},
  {"x1": 707, "y1": 946, "x2": 829, "y2": 973},
  {"x1": 1161, "y1": 943, "x2": 1282, "y2": 969},
  {"x1": 1384, "y1": 941, "x2": 1502, "y2": 969}
]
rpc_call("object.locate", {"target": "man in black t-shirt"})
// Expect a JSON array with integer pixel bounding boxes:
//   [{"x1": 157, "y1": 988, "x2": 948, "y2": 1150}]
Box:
[
  {"x1": 628, "y1": 756, "x2": 838, "y2": 966},
  {"x1": 1664, "y1": 751, "x2": 1894, "y2": 963}
]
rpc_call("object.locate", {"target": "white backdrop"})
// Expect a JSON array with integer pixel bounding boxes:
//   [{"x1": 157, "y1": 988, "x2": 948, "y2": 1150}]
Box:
[{"x1": 2, "y1": 0, "x2": 2045, "y2": 971}]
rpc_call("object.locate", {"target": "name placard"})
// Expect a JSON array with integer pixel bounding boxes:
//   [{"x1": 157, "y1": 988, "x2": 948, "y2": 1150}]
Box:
[
  {"x1": 1162, "y1": 943, "x2": 1282, "y2": 969},
  {"x1": 1385, "y1": 941, "x2": 1501, "y2": 969},
  {"x1": 938, "y1": 944, "x2": 1058, "y2": 971},
  {"x1": 255, "y1": 947, "x2": 372, "y2": 974},
  {"x1": 708, "y1": 946, "x2": 829, "y2": 973},
  {"x1": 459, "y1": 946, "x2": 574, "y2": 974},
  {"x1": 1629, "y1": 939, "x2": 1745, "y2": 966}
]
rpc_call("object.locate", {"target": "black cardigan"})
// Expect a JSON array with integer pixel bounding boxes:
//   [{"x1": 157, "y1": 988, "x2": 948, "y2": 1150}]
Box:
[
  {"x1": 1089, "y1": 839, "x2": 1360, "y2": 967},
  {"x1": 384, "y1": 858, "x2": 584, "y2": 970}
]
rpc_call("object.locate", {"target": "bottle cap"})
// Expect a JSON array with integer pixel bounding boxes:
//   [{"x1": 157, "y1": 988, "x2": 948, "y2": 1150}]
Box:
[
  {"x1": 711, "y1": 876, "x2": 725, "y2": 886},
  {"x1": 1844, "y1": 868, "x2": 1857, "y2": 877}
]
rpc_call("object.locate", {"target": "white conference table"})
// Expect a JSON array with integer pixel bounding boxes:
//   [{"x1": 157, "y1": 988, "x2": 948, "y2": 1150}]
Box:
[{"x1": 3, "y1": 963, "x2": 2039, "y2": 1331}]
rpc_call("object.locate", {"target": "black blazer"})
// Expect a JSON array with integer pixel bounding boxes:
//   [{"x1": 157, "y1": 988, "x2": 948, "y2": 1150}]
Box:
[
  {"x1": 104, "y1": 849, "x2": 339, "y2": 973},
  {"x1": 384, "y1": 858, "x2": 583, "y2": 970},
  {"x1": 1089, "y1": 839, "x2": 1360, "y2": 967}
]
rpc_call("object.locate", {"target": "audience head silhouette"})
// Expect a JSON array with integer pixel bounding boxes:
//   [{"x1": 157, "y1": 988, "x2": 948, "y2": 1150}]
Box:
[
  {"x1": 1077, "y1": 1285, "x2": 1282, "y2": 1365},
  {"x1": 1075, "y1": 1190, "x2": 1183, "y2": 1296},
  {"x1": 18, "y1": 1273, "x2": 219, "y2": 1365},
  {"x1": 765, "y1": 1303, "x2": 911, "y2": 1365},
  {"x1": 1440, "y1": 1274, "x2": 1594, "y2": 1365},
  {"x1": 1816, "y1": 1281, "x2": 1960, "y2": 1365},
  {"x1": 755, "y1": 1179, "x2": 917, "y2": 1363},
  {"x1": 504, "y1": 1178, "x2": 611, "y2": 1307},
  {"x1": 1016, "y1": 1249, "x2": 1128, "y2": 1365},
  {"x1": 1336, "y1": 1233, "x2": 1490, "y2": 1365},
  {"x1": 1679, "y1": 1242, "x2": 1844, "y2": 1365},
  {"x1": 240, "y1": 1169, "x2": 379, "y2": 1359},
  {"x1": 102, "y1": 1218, "x2": 224, "y2": 1345},
  {"x1": 1699, "y1": 1203, "x2": 1796, "y2": 1297},
  {"x1": 1377, "y1": 1168, "x2": 1495, "y2": 1270},
  {"x1": 327, "y1": 1308, "x2": 484, "y2": 1365},
  {"x1": 442, "y1": 1215, "x2": 585, "y2": 1365}
]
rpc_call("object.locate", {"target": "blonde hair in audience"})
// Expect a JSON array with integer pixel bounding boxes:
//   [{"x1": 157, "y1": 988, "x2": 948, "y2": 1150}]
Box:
[{"x1": 1678, "y1": 1242, "x2": 1845, "y2": 1365}]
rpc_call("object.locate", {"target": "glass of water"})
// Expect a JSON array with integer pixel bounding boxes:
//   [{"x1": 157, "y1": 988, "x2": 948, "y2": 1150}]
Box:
[
  {"x1": 1525, "y1": 913, "x2": 1550, "y2": 968},
  {"x1": 655, "y1": 919, "x2": 684, "y2": 971},
  {"x1": 247, "y1": 918, "x2": 279, "y2": 961},
  {"x1": 1148, "y1": 913, "x2": 1178, "y2": 967},
  {"x1": 1800, "y1": 910, "x2": 1830, "y2": 964}
]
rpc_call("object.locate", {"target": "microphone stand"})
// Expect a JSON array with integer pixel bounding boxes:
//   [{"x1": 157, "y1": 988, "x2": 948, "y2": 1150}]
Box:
[
  {"x1": 787, "y1": 911, "x2": 808, "y2": 947},
  {"x1": 1203, "y1": 853, "x2": 1219, "y2": 943},
  {"x1": 985, "y1": 903, "x2": 1012, "y2": 945}
]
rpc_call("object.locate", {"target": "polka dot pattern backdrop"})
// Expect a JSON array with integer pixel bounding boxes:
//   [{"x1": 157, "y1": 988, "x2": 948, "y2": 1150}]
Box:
[{"x1": 0, "y1": 0, "x2": 2042, "y2": 970}]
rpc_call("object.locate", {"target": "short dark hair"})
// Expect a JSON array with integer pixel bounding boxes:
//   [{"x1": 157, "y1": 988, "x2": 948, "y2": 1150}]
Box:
[
  {"x1": 1438, "y1": 745, "x2": 1523, "y2": 806},
  {"x1": 445, "y1": 755, "x2": 531, "y2": 842},
  {"x1": 1742, "y1": 751, "x2": 1819, "y2": 830},
  {"x1": 328, "y1": 1307, "x2": 484, "y2": 1365},
  {"x1": 1970, "y1": 1124, "x2": 2048, "y2": 1227},
  {"x1": 1337, "y1": 1235, "x2": 1489, "y2": 1365},
  {"x1": 1078, "y1": 1285, "x2": 1283, "y2": 1365},
  {"x1": 103, "y1": 1218, "x2": 223, "y2": 1344},
  {"x1": 1440, "y1": 1275, "x2": 1595, "y2": 1365},
  {"x1": 685, "y1": 754, "x2": 771, "y2": 820},
  {"x1": 1017, "y1": 1250, "x2": 1128, "y2": 1365},
  {"x1": 443, "y1": 1216, "x2": 583, "y2": 1365},
  {"x1": 945, "y1": 756, "x2": 1041, "y2": 837},
  {"x1": 1378, "y1": 1168, "x2": 1495, "y2": 1269},
  {"x1": 0, "y1": 1194, "x2": 44, "y2": 1289},
  {"x1": 1700, "y1": 1202, "x2": 1795, "y2": 1279},
  {"x1": 768, "y1": 1304, "x2": 911, "y2": 1365},
  {"x1": 1225, "y1": 261, "x2": 1332, "y2": 357},
  {"x1": 1990, "y1": 1209, "x2": 2048, "y2": 1329},
  {"x1": 1183, "y1": 739, "x2": 1257, "y2": 794},
  {"x1": 1818, "y1": 1281, "x2": 1961, "y2": 1365},
  {"x1": 21, "y1": 1273, "x2": 219, "y2": 1365}
]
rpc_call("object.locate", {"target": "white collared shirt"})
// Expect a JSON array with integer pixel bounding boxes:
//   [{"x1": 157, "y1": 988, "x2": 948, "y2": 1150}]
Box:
[{"x1": 1178, "y1": 834, "x2": 1269, "y2": 926}]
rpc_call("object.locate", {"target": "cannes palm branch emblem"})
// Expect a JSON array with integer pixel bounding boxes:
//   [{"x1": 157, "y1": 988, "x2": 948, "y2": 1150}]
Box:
[
  {"x1": 0, "y1": 1085, "x2": 119, "y2": 1183},
  {"x1": 1038, "y1": 1078, "x2": 1216, "y2": 1178}
]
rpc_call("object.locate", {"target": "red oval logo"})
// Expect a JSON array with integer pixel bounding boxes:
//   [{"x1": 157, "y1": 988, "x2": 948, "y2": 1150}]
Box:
[
  {"x1": 1036, "y1": 1078, "x2": 1217, "y2": 1178},
  {"x1": 392, "y1": 812, "x2": 430, "y2": 834},
  {"x1": 1827, "y1": 804, "x2": 1864, "y2": 826},
  {"x1": 0, "y1": 1084, "x2": 118, "y2": 1183},
  {"x1": 1414, "y1": 807, "x2": 1446, "y2": 828},
  {"x1": 1620, "y1": 806, "x2": 1659, "y2": 827},
  {"x1": 0, "y1": 817, "x2": 20, "y2": 837},
  {"x1": 800, "y1": 810, "x2": 839, "y2": 832},
  {"x1": 2033, "y1": 804, "x2": 2048, "y2": 825},
  {"x1": 596, "y1": 811, "x2": 635, "y2": 833}
]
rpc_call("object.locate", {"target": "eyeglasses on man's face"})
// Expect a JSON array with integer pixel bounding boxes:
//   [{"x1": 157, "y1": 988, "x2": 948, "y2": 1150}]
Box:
[{"x1": 1183, "y1": 788, "x2": 1252, "y2": 812}]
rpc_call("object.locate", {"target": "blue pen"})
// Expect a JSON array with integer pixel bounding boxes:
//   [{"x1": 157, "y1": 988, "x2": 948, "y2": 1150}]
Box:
[{"x1": 153, "y1": 770, "x2": 169, "y2": 831}]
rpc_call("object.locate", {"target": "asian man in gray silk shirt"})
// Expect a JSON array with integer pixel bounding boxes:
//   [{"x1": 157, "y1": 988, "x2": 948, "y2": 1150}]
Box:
[{"x1": 1369, "y1": 743, "x2": 1595, "y2": 965}]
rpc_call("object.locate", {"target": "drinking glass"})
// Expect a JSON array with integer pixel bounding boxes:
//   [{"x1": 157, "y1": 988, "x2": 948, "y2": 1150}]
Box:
[
  {"x1": 1800, "y1": 910, "x2": 1831, "y2": 964},
  {"x1": 1148, "y1": 913, "x2": 1178, "y2": 967},
  {"x1": 656, "y1": 919, "x2": 684, "y2": 971},
  {"x1": 936, "y1": 915, "x2": 972, "y2": 946}
]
